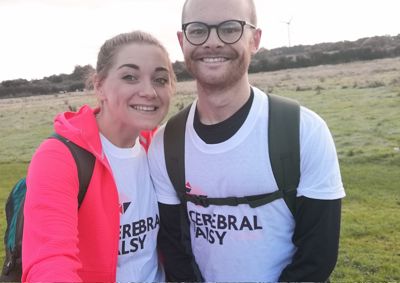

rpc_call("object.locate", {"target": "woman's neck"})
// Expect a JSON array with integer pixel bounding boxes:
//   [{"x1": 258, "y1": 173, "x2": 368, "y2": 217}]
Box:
[{"x1": 95, "y1": 111, "x2": 139, "y2": 148}]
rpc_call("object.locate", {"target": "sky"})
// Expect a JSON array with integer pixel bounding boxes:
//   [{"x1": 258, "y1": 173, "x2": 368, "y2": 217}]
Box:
[{"x1": 0, "y1": 0, "x2": 399, "y2": 82}]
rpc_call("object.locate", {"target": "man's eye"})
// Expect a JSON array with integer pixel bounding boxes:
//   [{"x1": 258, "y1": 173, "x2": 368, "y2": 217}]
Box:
[
  {"x1": 189, "y1": 28, "x2": 207, "y2": 36},
  {"x1": 221, "y1": 26, "x2": 240, "y2": 34}
]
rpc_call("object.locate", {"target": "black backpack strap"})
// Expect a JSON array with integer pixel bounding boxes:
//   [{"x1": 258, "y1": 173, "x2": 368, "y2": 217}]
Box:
[
  {"x1": 183, "y1": 190, "x2": 284, "y2": 208},
  {"x1": 164, "y1": 104, "x2": 203, "y2": 281},
  {"x1": 164, "y1": 95, "x2": 300, "y2": 216},
  {"x1": 50, "y1": 133, "x2": 96, "y2": 208},
  {"x1": 267, "y1": 93, "x2": 300, "y2": 216},
  {"x1": 162, "y1": 95, "x2": 299, "y2": 279},
  {"x1": 164, "y1": 105, "x2": 191, "y2": 200}
]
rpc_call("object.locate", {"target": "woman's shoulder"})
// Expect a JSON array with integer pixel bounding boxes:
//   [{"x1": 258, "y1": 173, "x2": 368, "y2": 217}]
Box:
[
  {"x1": 28, "y1": 136, "x2": 77, "y2": 182},
  {"x1": 32, "y1": 136, "x2": 75, "y2": 159}
]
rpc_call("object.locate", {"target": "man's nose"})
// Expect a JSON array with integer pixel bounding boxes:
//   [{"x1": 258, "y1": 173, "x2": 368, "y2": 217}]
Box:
[{"x1": 204, "y1": 27, "x2": 223, "y2": 47}]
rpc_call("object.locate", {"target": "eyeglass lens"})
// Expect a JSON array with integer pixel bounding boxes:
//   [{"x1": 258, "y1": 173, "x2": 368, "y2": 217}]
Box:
[{"x1": 185, "y1": 20, "x2": 244, "y2": 45}]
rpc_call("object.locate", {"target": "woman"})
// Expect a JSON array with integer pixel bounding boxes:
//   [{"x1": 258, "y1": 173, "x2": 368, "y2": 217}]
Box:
[{"x1": 22, "y1": 31, "x2": 175, "y2": 282}]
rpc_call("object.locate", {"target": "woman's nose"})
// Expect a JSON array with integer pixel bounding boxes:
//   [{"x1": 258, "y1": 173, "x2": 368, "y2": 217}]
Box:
[{"x1": 138, "y1": 82, "x2": 157, "y2": 98}]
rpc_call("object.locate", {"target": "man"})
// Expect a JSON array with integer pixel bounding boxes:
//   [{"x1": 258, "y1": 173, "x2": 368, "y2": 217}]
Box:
[{"x1": 148, "y1": 0, "x2": 345, "y2": 281}]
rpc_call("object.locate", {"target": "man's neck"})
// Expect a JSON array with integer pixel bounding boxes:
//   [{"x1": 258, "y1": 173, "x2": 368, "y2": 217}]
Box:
[{"x1": 195, "y1": 76, "x2": 251, "y2": 125}]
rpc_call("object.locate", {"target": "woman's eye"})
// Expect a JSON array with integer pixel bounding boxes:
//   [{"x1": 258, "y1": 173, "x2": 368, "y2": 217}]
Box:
[
  {"x1": 155, "y1": 77, "x2": 168, "y2": 85},
  {"x1": 122, "y1": 75, "x2": 137, "y2": 81}
]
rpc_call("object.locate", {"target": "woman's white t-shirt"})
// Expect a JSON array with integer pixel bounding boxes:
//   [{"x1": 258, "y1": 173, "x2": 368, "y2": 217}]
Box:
[{"x1": 100, "y1": 134, "x2": 164, "y2": 282}]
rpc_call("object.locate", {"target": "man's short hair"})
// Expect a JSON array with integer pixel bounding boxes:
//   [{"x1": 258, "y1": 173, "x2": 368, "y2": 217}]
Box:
[{"x1": 181, "y1": 0, "x2": 257, "y2": 26}]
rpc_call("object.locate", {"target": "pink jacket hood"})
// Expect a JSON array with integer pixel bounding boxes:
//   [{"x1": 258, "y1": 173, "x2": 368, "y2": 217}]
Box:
[
  {"x1": 54, "y1": 105, "x2": 156, "y2": 154},
  {"x1": 54, "y1": 105, "x2": 103, "y2": 158}
]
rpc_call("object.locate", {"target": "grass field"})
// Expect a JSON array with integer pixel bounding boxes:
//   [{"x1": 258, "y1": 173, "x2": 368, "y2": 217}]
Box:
[{"x1": 1, "y1": 57, "x2": 399, "y2": 281}]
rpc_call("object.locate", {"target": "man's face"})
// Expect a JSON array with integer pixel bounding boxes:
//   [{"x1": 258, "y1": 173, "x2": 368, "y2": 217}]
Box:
[{"x1": 178, "y1": 0, "x2": 261, "y2": 89}]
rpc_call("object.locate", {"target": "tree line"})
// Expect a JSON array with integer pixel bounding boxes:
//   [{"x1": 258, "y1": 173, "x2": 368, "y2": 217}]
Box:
[
  {"x1": 174, "y1": 34, "x2": 400, "y2": 80},
  {"x1": 0, "y1": 65, "x2": 94, "y2": 99},
  {"x1": 1, "y1": 34, "x2": 399, "y2": 98}
]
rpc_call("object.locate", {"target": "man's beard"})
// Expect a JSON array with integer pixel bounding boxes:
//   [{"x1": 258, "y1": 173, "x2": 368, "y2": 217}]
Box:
[{"x1": 184, "y1": 49, "x2": 250, "y2": 91}]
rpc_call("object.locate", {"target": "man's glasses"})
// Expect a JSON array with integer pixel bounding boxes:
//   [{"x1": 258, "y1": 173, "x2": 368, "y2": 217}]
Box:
[{"x1": 182, "y1": 20, "x2": 256, "y2": 46}]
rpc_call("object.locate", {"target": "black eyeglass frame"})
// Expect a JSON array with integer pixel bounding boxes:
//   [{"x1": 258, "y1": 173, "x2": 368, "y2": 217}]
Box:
[{"x1": 182, "y1": 19, "x2": 256, "y2": 46}]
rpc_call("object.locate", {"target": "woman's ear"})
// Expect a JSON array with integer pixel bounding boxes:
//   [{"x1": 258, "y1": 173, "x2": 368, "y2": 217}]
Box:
[
  {"x1": 93, "y1": 75, "x2": 106, "y2": 101},
  {"x1": 93, "y1": 74, "x2": 101, "y2": 92}
]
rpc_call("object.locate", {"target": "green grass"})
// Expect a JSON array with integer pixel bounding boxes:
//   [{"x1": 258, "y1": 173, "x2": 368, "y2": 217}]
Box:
[
  {"x1": 333, "y1": 163, "x2": 400, "y2": 281},
  {"x1": 1, "y1": 57, "x2": 399, "y2": 281}
]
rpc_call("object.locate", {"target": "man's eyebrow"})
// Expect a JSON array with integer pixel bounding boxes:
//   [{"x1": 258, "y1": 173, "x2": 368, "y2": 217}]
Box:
[{"x1": 117, "y1": 64, "x2": 139, "y2": 70}]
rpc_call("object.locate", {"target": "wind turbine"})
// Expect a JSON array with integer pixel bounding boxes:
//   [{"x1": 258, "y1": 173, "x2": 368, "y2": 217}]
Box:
[{"x1": 282, "y1": 17, "x2": 293, "y2": 47}]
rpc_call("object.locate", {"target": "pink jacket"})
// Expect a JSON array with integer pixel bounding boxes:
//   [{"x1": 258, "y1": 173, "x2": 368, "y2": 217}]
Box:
[{"x1": 22, "y1": 105, "x2": 154, "y2": 282}]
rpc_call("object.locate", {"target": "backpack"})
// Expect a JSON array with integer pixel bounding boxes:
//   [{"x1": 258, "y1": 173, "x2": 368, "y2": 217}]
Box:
[
  {"x1": 0, "y1": 133, "x2": 95, "y2": 282},
  {"x1": 163, "y1": 93, "x2": 300, "y2": 280}
]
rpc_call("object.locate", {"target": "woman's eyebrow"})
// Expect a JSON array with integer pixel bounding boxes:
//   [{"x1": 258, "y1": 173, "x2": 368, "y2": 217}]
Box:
[
  {"x1": 117, "y1": 63, "x2": 139, "y2": 70},
  {"x1": 117, "y1": 65, "x2": 168, "y2": 73}
]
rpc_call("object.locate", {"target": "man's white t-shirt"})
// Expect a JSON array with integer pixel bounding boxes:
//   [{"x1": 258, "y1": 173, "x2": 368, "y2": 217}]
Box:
[
  {"x1": 148, "y1": 87, "x2": 345, "y2": 282},
  {"x1": 100, "y1": 134, "x2": 164, "y2": 282}
]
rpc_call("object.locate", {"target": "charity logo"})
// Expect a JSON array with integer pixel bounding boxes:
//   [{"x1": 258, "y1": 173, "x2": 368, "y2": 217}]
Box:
[
  {"x1": 119, "y1": 202, "x2": 131, "y2": 215},
  {"x1": 185, "y1": 181, "x2": 192, "y2": 192},
  {"x1": 119, "y1": 192, "x2": 132, "y2": 215}
]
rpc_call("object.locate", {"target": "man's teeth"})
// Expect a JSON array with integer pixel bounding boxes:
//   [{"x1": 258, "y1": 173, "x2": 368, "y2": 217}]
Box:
[
  {"x1": 202, "y1": 57, "x2": 227, "y2": 63},
  {"x1": 131, "y1": 105, "x2": 157, "y2": 111}
]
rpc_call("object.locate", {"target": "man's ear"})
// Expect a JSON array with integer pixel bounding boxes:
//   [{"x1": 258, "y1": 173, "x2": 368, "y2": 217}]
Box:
[
  {"x1": 177, "y1": 31, "x2": 184, "y2": 51},
  {"x1": 251, "y1": 28, "x2": 262, "y2": 54}
]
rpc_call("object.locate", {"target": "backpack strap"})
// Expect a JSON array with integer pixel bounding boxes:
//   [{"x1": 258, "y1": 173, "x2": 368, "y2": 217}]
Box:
[
  {"x1": 164, "y1": 104, "x2": 203, "y2": 281},
  {"x1": 183, "y1": 190, "x2": 285, "y2": 208},
  {"x1": 164, "y1": 93, "x2": 300, "y2": 216},
  {"x1": 267, "y1": 93, "x2": 300, "y2": 215},
  {"x1": 164, "y1": 105, "x2": 191, "y2": 200},
  {"x1": 50, "y1": 133, "x2": 96, "y2": 208},
  {"x1": 163, "y1": 94, "x2": 300, "y2": 279}
]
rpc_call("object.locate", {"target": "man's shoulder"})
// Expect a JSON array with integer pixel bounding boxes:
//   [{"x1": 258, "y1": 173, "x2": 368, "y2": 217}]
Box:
[
  {"x1": 148, "y1": 124, "x2": 166, "y2": 157},
  {"x1": 299, "y1": 105, "x2": 328, "y2": 132}
]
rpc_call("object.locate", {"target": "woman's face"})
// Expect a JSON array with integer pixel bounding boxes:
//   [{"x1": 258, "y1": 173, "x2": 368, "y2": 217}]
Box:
[{"x1": 96, "y1": 43, "x2": 173, "y2": 133}]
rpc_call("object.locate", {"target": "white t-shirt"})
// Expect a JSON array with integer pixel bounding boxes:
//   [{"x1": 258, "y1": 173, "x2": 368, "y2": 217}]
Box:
[
  {"x1": 100, "y1": 134, "x2": 164, "y2": 282},
  {"x1": 148, "y1": 87, "x2": 345, "y2": 282}
]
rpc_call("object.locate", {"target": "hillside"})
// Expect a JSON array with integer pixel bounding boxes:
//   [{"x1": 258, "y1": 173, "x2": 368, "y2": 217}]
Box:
[
  {"x1": 1, "y1": 34, "x2": 399, "y2": 98},
  {"x1": 250, "y1": 34, "x2": 400, "y2": 72}
]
